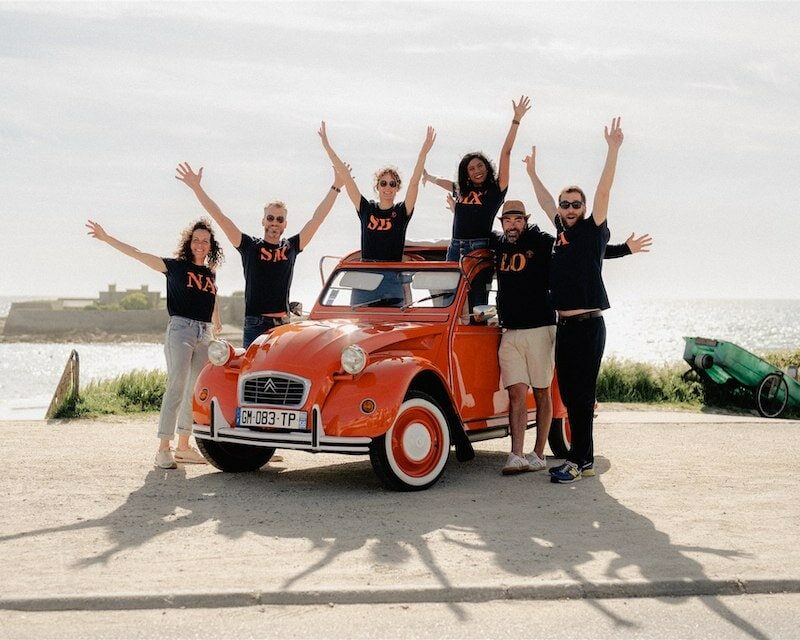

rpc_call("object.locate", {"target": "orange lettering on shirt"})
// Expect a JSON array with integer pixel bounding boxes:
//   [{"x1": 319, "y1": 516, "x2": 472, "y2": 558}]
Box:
[
  {"x1": 499, "y1": 253, "x2": 527, "y2": 272},
  {"x1": 367, "y1": 215, "x2": 393, "y2": 231},
  {"x1": 461, "y1": 191, "x2": 483, "y2": 205},
  {"x1": 186, "y1": 272, "x2": 216, "y2": 293},
  {"x1": 260, "y1": 246, "x2": 289, "y2": 262},
  {"x1": 557, "y1": 232, "x2": 570, "y2": 246}
]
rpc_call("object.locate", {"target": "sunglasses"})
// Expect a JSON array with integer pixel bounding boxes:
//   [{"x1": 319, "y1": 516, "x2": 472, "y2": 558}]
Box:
[
  {"x1": 265, "y1": 215, "x2": 285, "y2": 223},
  {"x1": 559, "y1": 201, "x2": 584, "y2": 210},
  {"x1": 379, "y1": 180, "x2": 398, "y2": 188}
]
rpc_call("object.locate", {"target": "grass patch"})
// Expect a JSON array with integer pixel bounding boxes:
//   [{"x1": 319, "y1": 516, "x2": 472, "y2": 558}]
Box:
[
  {"x1": 52, "y1": 348, "x2": 800, "y2": 419},
  {"x1": 53, "y1": 369, "x2": 166, "y2": 419}
]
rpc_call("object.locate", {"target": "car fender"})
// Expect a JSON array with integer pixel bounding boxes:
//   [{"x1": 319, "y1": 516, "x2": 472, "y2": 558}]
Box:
[
  {"x1": 192, "y1": 361, "x2": 240, "y2": 426},
  {"x1": 321, "y1": 356, "x2": 453, "y2": 439}
]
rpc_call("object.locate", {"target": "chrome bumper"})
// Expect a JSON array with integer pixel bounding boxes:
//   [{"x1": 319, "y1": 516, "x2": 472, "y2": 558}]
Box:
[{"x1": 192, "y1": 399, "x2": 372, "y2": 454}]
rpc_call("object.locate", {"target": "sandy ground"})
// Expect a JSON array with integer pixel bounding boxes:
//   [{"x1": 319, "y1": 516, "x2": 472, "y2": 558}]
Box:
[{"x1": 1, "y1": 408, "x2": 799, "y2": 613}]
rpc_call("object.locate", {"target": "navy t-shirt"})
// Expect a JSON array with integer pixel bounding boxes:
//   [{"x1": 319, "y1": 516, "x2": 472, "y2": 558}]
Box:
[
  {"x1": 162, "y1": 258, "x2": 216, "y2": 322},
  {"x1": 452, "y1": 182, "x2": 507, "y2": 240},
  {"x1": 491, "y1": 226, "x2": 557, "y2": 330},
  {"x1": 237, "y1": 234, "x2": 302, "y2": 316},
  {"x1": 358, "y1": 196, "x2": 411, "y2": 261},
  {"x1": 550, "y1": 214, "x2": 610, "y2": 311}
]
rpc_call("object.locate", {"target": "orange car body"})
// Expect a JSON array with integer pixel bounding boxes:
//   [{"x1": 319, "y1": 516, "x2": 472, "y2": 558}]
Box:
[{"x1": 192, "y1": 243, "x2": 569, "y2": 490}]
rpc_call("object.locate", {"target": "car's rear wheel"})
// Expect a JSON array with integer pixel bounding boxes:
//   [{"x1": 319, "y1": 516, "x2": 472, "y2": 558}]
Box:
[
  {"x1": 547, "y1": 416, "x2": 572, "y2": 458},
  {"x1": 196, "y1": 438, "x2": 276, "y2": 472},
  {"x1": 370, "y1": 391, "x2": 451, "y2": 491}
]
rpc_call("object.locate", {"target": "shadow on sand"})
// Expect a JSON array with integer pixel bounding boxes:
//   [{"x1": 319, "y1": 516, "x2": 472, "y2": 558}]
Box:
[{"x1": 1, "y1": 450, "x2": 766, "y2": 638}]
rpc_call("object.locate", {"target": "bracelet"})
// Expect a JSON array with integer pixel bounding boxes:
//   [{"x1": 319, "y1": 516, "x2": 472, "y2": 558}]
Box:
[
  {"x1": 331, "y1": 185, "x2": 341, "y2": 193},
  {"x1": 512, "y1": 119, "x2": 520, "y2": 125}
]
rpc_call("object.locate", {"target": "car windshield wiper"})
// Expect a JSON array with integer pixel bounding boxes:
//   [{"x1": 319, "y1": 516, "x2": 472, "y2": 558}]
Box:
[
  {"x1": 350, "y1": 296, "x2": 405, "y2": 310},
  {"x1": 401, "y1": 292, "x2": 453, "y2": 311}
]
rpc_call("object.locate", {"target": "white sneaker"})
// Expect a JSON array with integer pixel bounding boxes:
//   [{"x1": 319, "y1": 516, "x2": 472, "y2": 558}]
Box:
[
  {"x1": 525, "y1": 451, "x2": 547, "y2": 472},
  {"x1": 154, "y1": 449, "x2": 177, "y2": 469},
  {"x1": 174, "y1": 446, "x2": 207, "y2": 464},
  {"x1": 502, "y1": 453, "x2": 532, "y2": 475}
]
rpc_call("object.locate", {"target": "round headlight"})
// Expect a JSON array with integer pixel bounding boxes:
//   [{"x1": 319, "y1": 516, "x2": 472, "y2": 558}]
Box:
[
  {"x1": 208, "y1": 340, "x2": 233, "y2": 366},
  {"x1": 341, "y1": 344, "x2": 367, "y2": 375}
]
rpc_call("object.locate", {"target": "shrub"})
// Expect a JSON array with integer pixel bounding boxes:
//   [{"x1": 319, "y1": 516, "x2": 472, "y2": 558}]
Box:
[
  {"x1": 119, "y1": 292, "x2": 150, "y2": 310},
  {"x1": 114, "y1": 370, "x2": 166, "y2": 410}
]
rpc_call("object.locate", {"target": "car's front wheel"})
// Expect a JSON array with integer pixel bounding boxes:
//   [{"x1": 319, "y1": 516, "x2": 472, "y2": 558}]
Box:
[
  {"x1": 370, "y1": 391, "x2": 451, "y2": 491},
  {"x1": 196, "y1": 438, "x2": 276, "y2": 472}
]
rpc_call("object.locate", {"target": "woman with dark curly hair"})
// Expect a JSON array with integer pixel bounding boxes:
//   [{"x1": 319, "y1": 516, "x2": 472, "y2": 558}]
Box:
[
  {"x1": 424, "y1": 96, "x2": 531, "y2": 310},
  {"x1": 86, "y1": 217, "x2": 223, "y2": 469}
]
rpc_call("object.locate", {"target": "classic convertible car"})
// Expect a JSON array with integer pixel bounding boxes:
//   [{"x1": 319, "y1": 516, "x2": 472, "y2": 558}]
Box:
[{"x1": 192, "y1": 242, "x2": 571, "y2": 491}]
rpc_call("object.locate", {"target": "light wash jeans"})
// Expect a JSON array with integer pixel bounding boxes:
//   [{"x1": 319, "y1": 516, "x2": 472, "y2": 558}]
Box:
[{"x1": 157, "y1": 316, "x2": 212, "y2": 440}]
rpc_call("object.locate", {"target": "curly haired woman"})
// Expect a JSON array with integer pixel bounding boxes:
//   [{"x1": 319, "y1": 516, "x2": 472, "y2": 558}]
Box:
[{"x1": 86, "y1": 217, "x2": 223, "y2": 469}]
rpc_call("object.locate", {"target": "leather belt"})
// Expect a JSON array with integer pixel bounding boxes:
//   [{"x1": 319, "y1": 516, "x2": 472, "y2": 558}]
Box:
[{"x1": 557, "y1": 310, "x2": 603, "y2": 325}]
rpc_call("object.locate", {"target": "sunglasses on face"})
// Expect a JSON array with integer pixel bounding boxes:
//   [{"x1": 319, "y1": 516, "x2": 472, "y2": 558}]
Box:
[
  {"x1": 379, "y1": 180, "x2": 398, "y2": 188},
  {"x1": 559, "y1": 201, "x2": 584, "y2": 210},
  {"x1": 265, "y1": 215, "x2": 285, "y2": 223}
]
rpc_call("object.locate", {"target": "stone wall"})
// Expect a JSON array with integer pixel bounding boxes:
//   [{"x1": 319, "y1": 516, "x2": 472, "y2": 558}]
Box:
[
  {"x1": 3, "y1": 308, "x2": 169, "y2": 336},
  {"x1": 3, "y1": 295, "x2": 246, "y2": 337}
]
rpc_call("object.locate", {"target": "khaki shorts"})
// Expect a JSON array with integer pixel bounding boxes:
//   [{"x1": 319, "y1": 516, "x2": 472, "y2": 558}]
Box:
[{"x1": 498, "y1": 325, "x2": 556, "y2": 389}]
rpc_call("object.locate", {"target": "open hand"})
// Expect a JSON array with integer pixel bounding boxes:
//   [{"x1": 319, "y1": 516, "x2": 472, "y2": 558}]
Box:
[
  {"x1": 625, "y1": 232, "x2": 652, "y2": 253},
  {"x1": 422, "y1": 126, "x2": 436, "y2": 153},
  {"x1": 318, "y1": 121, "x2": 331, "y2": 148},
  {"x1": 175, "y1": 162, "x2": 203, "y2": 189},
  {"x1": 512, "y1": 95, "x2": 532, "y2": 122},
  {"x1": 333, "y1": 162, "x2": 351, "y2": 188},
  {"x1": 85, "y1": 220, "x2": 109, "y2": 242}
]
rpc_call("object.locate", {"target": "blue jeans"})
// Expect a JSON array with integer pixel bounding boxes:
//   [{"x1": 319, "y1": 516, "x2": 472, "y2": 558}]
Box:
[
  {"x1": 243, "y1": 315, "x2": 285, "y2": 349},
  {"x1": 157, "y1": 316, "x2": 212, "y2": 440},
  {"x1": 447, "y1": 238, "x2": 492, "y2": 310}
]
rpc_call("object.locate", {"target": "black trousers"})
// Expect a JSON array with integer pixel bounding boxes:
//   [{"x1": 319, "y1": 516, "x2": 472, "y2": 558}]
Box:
[{"x1": 555, "y1": 316, "x2": 606, "y2": 467}]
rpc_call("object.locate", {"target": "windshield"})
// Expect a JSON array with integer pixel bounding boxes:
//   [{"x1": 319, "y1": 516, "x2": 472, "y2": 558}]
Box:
[{"x1": 320, "y1": 268, "x2": 460, "y2": 309}]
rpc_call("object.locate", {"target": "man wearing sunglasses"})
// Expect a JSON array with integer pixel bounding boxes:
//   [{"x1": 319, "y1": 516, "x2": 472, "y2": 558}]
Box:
[
  {"x1": 175, "y1": 161, "x2": 344, "y2": 347},
  {"x1": 522, "y1": 117, "x2": 625, "y2": 484},
  {"x1": 491, "y1": 190, "x2": 648, "y2": 476}
]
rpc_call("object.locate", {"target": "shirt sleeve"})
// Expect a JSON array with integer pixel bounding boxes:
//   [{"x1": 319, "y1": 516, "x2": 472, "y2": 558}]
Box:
[
  {"x1": 604, "y1": 243, "x2": 632, "y2": 259},
  {"x1": 288, "y1": 234, "x2": 302, "y2": 254},
  {"x1": 358, "y1": 196, "x2": 370, "y2": 221},
  {"x1": 161, "y1": 257, "x2": 176, "y2": 276},
  {"x1": 237, "y1": 234, "x2": 253, "y2": 257}
]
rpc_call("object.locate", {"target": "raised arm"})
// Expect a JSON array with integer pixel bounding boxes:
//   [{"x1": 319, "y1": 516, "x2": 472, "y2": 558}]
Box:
[
  {"x1": 592, "y1": 116, "x2": 624, "y2": 226},
  {"x1": 522, "y1": 146, "x2": 558, "y2": 226},
  {"x1": 298, "y1": 164, "x2": 347, "y2": 250},
  {"x1": 175, "y1": 163, "x2": 243, "y2": 248},
  {"x1": 86, "y1": 220, "x2": 166, "y2": 272},
  {"x1": 422, "y1": 167, "x2": 455, "y2": 193},
  {"x1": 497, "y1": 95, "x2": 531, "y2": 191},
  {"x1": 404, "y1": 127, "x2": 436, "y2": 215},
  {"x1": 318, "y1": 121, "x2": 362, "y2": 209}
]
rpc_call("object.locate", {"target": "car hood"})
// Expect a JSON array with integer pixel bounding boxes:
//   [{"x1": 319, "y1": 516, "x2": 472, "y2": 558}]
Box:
[{"x1": 241, "y1": 318, "x2": 446, "y2": 378}]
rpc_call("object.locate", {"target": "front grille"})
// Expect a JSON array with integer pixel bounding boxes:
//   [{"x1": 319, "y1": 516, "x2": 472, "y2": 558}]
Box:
[{"x1": 241, "y1": 374, "x2": 307, "y2": 407}]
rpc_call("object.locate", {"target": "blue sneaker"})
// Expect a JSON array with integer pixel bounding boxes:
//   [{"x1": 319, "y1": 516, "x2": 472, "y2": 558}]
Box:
[
  {"x1": 548, "y1": 462, "x2": 568, "y2": 475},
  {"x1": 550, "y1": 461, "x2": 581, "y2": 484}
]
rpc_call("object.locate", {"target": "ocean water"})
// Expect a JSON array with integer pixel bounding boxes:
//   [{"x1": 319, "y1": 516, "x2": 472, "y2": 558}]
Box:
[{"x1": 1, "y1": 296, "x2": 799, "y2": 420}]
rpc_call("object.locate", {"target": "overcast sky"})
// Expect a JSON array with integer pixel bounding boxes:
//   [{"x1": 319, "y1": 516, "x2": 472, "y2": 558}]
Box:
[{"x1": 2, "y1": 1, "x2": 798, "y2": 307}]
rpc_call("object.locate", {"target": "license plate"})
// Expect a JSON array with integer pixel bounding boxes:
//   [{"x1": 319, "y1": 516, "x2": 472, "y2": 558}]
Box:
[{"x1": 236, "y1": 407, "x2": 307, "y2": 430}]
